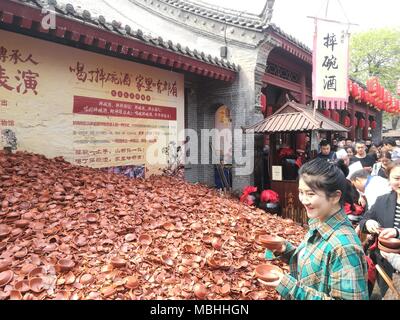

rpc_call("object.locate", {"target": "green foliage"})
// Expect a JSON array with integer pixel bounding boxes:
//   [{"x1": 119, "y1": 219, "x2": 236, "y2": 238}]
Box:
[{"x1": 350, "y1": 27, "x2": 400, "y2": 128}]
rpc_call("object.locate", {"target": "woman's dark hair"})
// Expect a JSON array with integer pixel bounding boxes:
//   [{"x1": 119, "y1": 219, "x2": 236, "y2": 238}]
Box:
[
  {"x1": 386, "y1": 160, "x2": 400, "y2": 176},
  {"x1": 346, "y1": 146, "x2": 355, "y2": 153},
  {"x1": 379, "y1": 151, "x2": 392, "y2": 160},
  {"x1": 335, "y1": 159, "x2": 349, "y2": 177},
  {"x1": 299, "y1": 158, "x2": 348, "y2": 205}
]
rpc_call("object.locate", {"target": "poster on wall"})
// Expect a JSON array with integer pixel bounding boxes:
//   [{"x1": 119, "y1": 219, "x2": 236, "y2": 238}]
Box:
[{"x1": 0, "y1": 29, "x2": 184, "y2": 177}]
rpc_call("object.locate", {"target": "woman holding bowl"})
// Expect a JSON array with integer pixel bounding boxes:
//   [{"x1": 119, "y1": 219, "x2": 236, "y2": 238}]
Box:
[{"x1": 262, "y1": 158, "x2": 369, "y2": 300}]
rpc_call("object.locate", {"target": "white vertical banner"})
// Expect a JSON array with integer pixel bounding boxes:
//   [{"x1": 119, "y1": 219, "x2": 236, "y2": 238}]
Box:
[{"x1": 312, "y1": 19, "x2": 350, "y2": 110}]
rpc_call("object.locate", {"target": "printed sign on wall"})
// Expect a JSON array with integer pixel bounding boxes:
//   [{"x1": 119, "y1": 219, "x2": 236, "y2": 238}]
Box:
[{"x1": 0, "y1": 30, "x2": 184, "y2": 176}]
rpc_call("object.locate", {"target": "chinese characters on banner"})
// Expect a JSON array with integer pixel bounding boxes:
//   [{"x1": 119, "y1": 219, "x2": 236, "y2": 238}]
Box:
[{"x1": 312, "y1": 19, "x2": 350, "y2": 110}]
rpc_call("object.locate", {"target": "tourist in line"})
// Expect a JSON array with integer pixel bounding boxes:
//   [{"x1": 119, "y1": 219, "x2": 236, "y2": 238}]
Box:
[
  {"x1": 346, "y1": 146, "x2": 355, "y2": 159},
  {"x1": 316, "y1": 139, "x2": 336, "y2": 161},
  {"x1": 350, "y1": 140, "x2": 376, "y2": 170},
  {"x1": 349, "y1": 169, "x2": 391, "y2": 210},
  {"x1": 263, "y1": 159, "x2": 369, "y2": 300},
  {"x1": 371, "y1": 151, "x2": 392, "y2": 179},
  {"x1": 358, "y1": 162, "x2": 400, "y2": 296},
  {"x1": 383, "y1": 138, "x2": 400, "y2": 162}
]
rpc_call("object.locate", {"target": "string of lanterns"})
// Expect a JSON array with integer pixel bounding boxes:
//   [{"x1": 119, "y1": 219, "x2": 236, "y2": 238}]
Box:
[{"x1": 348, "y1": 78, "x2": 400, "y2": 114}]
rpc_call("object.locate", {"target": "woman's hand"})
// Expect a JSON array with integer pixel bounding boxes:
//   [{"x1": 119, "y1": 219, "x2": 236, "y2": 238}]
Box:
[
  {"x1": 358, "y1": 196, "x2": 366, "y2": 207},
  {"x1": 365, "y1": 220, "x2": 381, "y2": 234},
  {"x1": 272, "y1": 242, "x2": 287, "y2": 255},
  {"x1": 379, "y1": 228, "x2": 398, "y2": 239}
]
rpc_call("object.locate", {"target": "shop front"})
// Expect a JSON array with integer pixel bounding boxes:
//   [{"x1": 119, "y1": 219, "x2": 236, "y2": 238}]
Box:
[{"x1": 245, "y1": 100, "x2": 349, "y2": 225}]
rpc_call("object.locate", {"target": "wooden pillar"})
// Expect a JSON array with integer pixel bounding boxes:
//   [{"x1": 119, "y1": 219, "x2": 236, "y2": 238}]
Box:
[
  {"x1": 363, "y1": 105, "x2": 369, "y2": 140},
  {"x1": 296, "y1": 73, "x2": 307, "y2": 150},
  {"x1": 350, "y1": 103, "x2": 356, "y2": 140}
]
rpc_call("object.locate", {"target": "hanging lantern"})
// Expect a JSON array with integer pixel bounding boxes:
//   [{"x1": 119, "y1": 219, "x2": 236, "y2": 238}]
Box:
[
  {"x1": 370, "y1": 120, "x2": 377, "y2": 129},
  {"x1": 348, "y1": 80, "x2": 353, "y2": 96},
  {"x1": 332, "y1": 111, "x2": 340, "y2": 122},
  {"x1": 368, "y1": 77, "x2": 379, "y2": 97},
  {"x1": 352, "y1": 83, "x2": 359, "y2": 98},
  {"x1": 365, "y1": 92, "x2": 372, "y2": 105},
  {"x1": 360, "y1": 88, "x2": 366, "y2": 103},
  {"x1": 344, "y1": 115, "x2": 351, "y2": 127},
  {"x1": 359, "y1": 118, "x2": 366, "y2": 129},
  {"x1": 322, "y1": 109, "x2": 331, "y2": 118},
  {"x1": 260, "y1": 93, "x2": 267, "y2": 114}
]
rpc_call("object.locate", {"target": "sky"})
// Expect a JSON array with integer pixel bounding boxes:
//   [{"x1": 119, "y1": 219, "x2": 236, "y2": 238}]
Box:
[{"x1": 197, "y1": 0, "x2": 400, "y2": 47}]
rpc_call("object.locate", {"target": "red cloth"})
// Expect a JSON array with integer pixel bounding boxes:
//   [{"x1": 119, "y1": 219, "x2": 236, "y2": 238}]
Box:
[
  {"x1": 295, "y1": 157, "x2": 303, "y2": 168},
  {"x1": 278, "y1": 147, "x2": 295, "y2": 159},
  {"x1": 344, "y1": 203, "x2": 364, "y2": 216},
  {"x1": 260, "y1": 190, "x2": 279, "y2": 204},
  {"x1": 366, "y1": 255, "x2": 377, "y2": 285},
  {"x1": 240, "y1": 186, "x2": 257, "y2": 204}
]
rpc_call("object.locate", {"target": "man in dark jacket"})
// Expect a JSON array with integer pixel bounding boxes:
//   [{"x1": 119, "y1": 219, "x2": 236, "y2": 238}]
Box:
[
  {"x1": 316, "y1": 139, "x2": 336, "y2": 161},
  {"x1": 359, "y1": 191, "x2": 400, "y2": 297}
]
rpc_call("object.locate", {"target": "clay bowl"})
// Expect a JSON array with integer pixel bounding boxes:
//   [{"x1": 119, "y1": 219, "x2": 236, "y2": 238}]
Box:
[
  {"x1": 110, "y1": 257, "x2": 126, "y2": 268},
  {"x1": 85, "y1": 213, "x2": 98, "y2": 223},
  {"x1": 138, "y1": 234, "x2": 152, "y2": 246},
  {"x1": 163, "y1": 222, "x2": 175, "y2": 231},
  {"x1": 125, "y1": 276, "x2": 140, "y2": 290},
  {"x1": 0, "y1": 270, "x2": 13, "y2": 287},
  {"x1": 14, "y1": 247, "x2": 28, "y2": 259},
  {"x1": 161, "y1": 254, "x2": 174, "y2": 266},
  {"x1": 378, "y1": 236, "x2": 400, "y2": 250},
  {"x1": 255, "y1": 264, "x2": 283, "y2": 282},
  {"x1": 15, "y1": 220, "x2": 30, "y2": 228},
  {"x1": 0, "y1": 259, "x2": 12, "y2": 272},
  {"x1": 56, "y1": 259, "x2": 75, "y2": 272},
  {"x1": 193, "y1": 283, "x2": 207, "y2": 300},
  {"x1": 256, "y1": 235, "x2": 284, "y2": 251},
  {"x1": 211, "y1": 238, "x2": 223, "y2": 250},
  {"x1": 378, "y1": 241, "x2": 400, "y2": 254},
  {"x1": 80, "y1": 274, "x2": 94, "y2": 285},
  {"x1": 29, "y1": 277, "x2": 46, "y2": 293},
  {"x1": 124, "y1": 234, "x2": 135, "y2": 242},
  {"x1": 15, "y1": 280, "x2": 30, "y2": 293},
  {"x1": 28, "y1": 267, "x2": 45, "y2": 280},
  {"x1": 0, "y1": 225, "x2": 11, "y2": 239},
  {"x1": 9, "y1": 290, "x2": 23, "y2": 300}
]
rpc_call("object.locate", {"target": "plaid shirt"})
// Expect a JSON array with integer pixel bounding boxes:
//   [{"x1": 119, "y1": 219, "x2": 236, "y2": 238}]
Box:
[{"x1": 265, "y1": 209, "x2": 369, "y2": 300}]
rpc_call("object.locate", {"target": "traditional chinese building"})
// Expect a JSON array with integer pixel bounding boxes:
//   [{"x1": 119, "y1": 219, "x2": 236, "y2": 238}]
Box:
[{"x1": 0, "y1": 0, "x2": 382, "y2": 197}]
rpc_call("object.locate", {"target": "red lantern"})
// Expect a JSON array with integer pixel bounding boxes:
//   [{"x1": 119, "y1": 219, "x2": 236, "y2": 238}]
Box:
[
  {"x1": 365, "y1": 92, "x2": 372, "y2": 105},
  {"x1": 344, "y1": 116, "x2": 351, "y2": 127},
  {"x1": 352, "y1": 83, "x2": 359, "y2": 98},
  {"x1": 359, "y1": 118, "x2": 366, "y2": 128},
  {"x1": 348, "y1": 80, "x2": 353, "y2": 96},
  {"x1": 353, "y1": 117, "x2": 358, "y2": 127},
  {"x1": 368, "y1": 77, "x2": 379, "y2": 97},
  {"x1": 261, "y1": 93, "x2": 267, "y2": 114},
  {"x1": 322, "y1": 110, "x2": 331, "y2": 118},
  {"x1": 360, "y1": 89, "x2": 366, "y2": 102},
  {"x1": 370, "y1": 120, "x2": 377, "y2": 129},
  {"x1": 333, "y1": 111, "x2": 340, "y2": 122}
]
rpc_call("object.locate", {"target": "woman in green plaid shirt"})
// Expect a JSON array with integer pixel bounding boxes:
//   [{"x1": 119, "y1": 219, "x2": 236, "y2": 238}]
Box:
[{"x1": 264, "y1": 158, "x2": 369, "y2": 300}]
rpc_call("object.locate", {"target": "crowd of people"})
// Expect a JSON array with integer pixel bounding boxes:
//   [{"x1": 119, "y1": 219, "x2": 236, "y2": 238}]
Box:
[{"x1": 263, "y1": 137, "x2": 400, "y2": 300}]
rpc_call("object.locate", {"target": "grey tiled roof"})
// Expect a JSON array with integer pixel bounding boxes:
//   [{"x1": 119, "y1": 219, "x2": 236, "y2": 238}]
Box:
[
  {"x1": 268, "y1": 23, "x2": 312, "y2": 54},
  {"x1": 158, "y1": 0, "x2": 274, "y2": 31},
  {"x1": 12, "y1": 0, "x2": 239, "y2": 72}
]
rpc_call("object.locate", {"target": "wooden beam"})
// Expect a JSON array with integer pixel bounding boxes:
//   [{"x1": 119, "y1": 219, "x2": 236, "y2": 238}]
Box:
[
  {"x1": 1, "y1": 11, "x2": 14, "y2": 24},
  {"x1": 20, "y1": 17, "x2": 32, "y2": 29}
]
